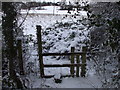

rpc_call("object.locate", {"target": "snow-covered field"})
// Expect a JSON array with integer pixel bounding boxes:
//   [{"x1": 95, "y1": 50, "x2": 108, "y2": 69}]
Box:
[
  {"x1": 21, "y1": 6, "x2": 88, "y2": 16},
  {"x1": 19, "y1": 6, "x2": 103, "y2": 88},
  {"x1": 20, "y1": 6, "x2": 87, "y2": 39}
]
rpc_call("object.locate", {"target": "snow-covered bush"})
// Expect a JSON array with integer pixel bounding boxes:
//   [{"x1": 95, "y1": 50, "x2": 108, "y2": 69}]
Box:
[
  {"x1": 88, "y1": 2, "x2": 120, "y2": 88},
  {"x1": 42, "y1": 19, "x2": 89, "y2": 60}
]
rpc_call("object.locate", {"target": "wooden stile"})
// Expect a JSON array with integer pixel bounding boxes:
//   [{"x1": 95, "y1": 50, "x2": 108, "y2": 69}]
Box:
[{"x1": 36, "y1": 25, "x2": 87, "y2": 78}]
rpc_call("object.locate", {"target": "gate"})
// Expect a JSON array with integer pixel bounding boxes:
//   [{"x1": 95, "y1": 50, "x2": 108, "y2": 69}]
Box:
[{"x1": 37, "y1": 25, "x2": 87, "y2": 78}]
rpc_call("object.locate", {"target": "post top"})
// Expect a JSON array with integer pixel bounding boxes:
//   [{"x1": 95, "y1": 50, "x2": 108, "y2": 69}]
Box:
[{"x1": 36, "y1": 25, "x2": 41, "y2": 27}]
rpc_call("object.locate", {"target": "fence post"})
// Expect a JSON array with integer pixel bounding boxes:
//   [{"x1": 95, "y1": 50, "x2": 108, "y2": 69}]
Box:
[
  {"x1": 17, "y1": 39, "x2": 24, "y2": 75},
  {"x1": 76, "y1": 55, "x2": 80, "y2": 77},
  {"x1": 36, "y1": 25, "x2": 44, "y2": 77},
  {"x1": 81, "y1": 46, "x2": 87, "y2": 77},
  {"x1": 70, "y1": 47, "x2": 75, "y2": 77}
]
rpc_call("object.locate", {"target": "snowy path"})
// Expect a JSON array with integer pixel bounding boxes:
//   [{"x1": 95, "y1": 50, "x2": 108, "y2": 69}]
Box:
[
  {"x1": 42, "y1": 76, "x2": 102, "y2": 88},
  {"x1": 30, "y1": 72, "x2": 102, "y2": 88}
]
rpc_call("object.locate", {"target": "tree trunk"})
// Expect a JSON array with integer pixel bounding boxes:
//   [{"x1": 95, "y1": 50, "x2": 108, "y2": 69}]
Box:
[{"x1": 2, "y1": 2, "x2": 23, "y2": 88}]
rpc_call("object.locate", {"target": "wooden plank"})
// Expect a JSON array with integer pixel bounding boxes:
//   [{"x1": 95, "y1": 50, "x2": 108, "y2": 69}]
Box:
[
  {"x1": 70, "y1": 47, "x2": 75, "y2": 77},
  {"x1": 37, "y1": 25, "x2": 44, "y2": 77},
  {"x1": 43, "y1": 75, "x2": 74, "y2": 78},
  {"x1": 81, "y1": 46, "x2": 87, "y2": 77},
  {"x1": 42, "y1": 52, "x2": 85, "y2": 56},
  {"x1": 42, "y1": 52, "x2": 102, "y2": 56},
  {"x1": 44, "y1": 64, "x2": 85, "y2": 67},
  {"x1": 43, "y1": 75, "x2": 54, "y2": 78},
  {"x1": 76, "y1": 55, "x2": 80, "y2": 77}
]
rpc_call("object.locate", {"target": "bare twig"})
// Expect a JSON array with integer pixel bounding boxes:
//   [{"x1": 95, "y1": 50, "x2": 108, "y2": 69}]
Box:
[{"x1": 17, "y1": 4, "x2": 31, "y2": 29}]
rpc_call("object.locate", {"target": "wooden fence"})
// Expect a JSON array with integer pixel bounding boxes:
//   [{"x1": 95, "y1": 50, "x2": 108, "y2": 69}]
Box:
[
  {"x1": 17, "y1": 39, "x2": 24, "y2": 75},
  {"x1": 37, "y1": 25, "x2": 87, "y2": 78}
]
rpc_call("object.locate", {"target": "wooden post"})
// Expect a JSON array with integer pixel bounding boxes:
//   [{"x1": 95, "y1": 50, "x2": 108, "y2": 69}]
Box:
[
  {"x1": 17, "y1": 39, "x2": 24, "y2": 75},
  {"x1": 36, "y1": 25, "x2": 44, "y2": 77},
  {"x1": 81, "y1": 46, "x2": 87, "y2": 77},
  {"x1": 76, "y1": 55, "x2": 80, "y2": 77},
  {"x1": 70, "y1": 47, "x2": 75, "y2": 77}
]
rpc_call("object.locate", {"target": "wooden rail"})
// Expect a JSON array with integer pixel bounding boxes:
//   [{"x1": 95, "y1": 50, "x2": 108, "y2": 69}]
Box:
[
  {"x1": 42, "y1": 52, "x2": 99, "y2": 56},
  {"x1": 33, "y1": 51, "x2": 103, "y2": 56},
  {"x1": 43, "y1": 75, "x2": 73, "y2": 78},
  {"x1": 42, "y1": 52, "x2": 84, "y2": 56},
  {"x1": 44, "y1": 64, "x2": 86, "y2": 67}
]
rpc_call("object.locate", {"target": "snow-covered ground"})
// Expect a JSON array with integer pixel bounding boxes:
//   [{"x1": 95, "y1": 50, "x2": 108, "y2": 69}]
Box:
[
  {"x1": 19, "y1": 6, "x2": 103, "y2": 88},
  {"x1": 31, "y1": 75, "x2": 102, "y2": 88}
]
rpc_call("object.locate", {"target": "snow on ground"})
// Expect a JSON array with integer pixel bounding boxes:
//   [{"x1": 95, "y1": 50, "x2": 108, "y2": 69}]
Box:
[
  {"x1": 29, "y1": 68, "x2": 102, "y2": 88},
  {"x1": 19, "y1": 6, "x2": 102, "y2": 88},
  {"x1": 41, "y1": 76, "x2": 102, "y2": 88}
]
